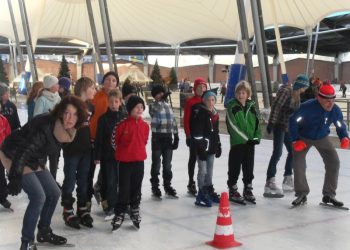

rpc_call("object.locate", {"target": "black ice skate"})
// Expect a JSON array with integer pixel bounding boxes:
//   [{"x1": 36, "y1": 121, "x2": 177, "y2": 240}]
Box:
[
  {"x1": 152, "y1": 186, "x2": 162, "y2": 200},
  {"x1": 63, "y1": 208, "x2": 80, "y2": 229},
  {"x1": 208, "y1": 185, "x2": 220, "y2": 203},
  {"x1": 77, "y1": 206, "x2": 93, "y2": 228},
  {"x1": 164, "y1": 185, "x2": 179, "y2": 199},
  {"x1": 20, "y1": 240, "x2": 37, "y2": 250},
  {"x1": 291, "y1": 195, "x2": 307, "y2": 208},
  {"x1": 320, "y1": 196, "x2": 349, "y2": 210},
  {"x1": 243, "y1": 185, "x2": 256, "y2": 204},
  {"x1": 0, "y1": 199, "x2": 13, "y2": 212},
  {"x1": 130, "y1": 207, "x2": 141, "y2": 229},
  {"x1": 229, "y1": 186, "x2": 246, "y2": 205},
  {"x1": 111, "y1": 213, "x2": 125, "y2": 231},
  {"x1": 36, "y1": 227, "x2": 67, "y2": 246},
  {"x1": 187, "y1": 181, "x2": 197, "y2": 196}
]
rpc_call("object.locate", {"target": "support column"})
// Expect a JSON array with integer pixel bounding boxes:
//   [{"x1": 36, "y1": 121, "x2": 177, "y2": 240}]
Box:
[
  {"x1": 310, "y1": 23, "x2": 320, "y2": 76},
  {"x1": 251, "y1": 0, "x2": 270, "y2": 108},
  {"x1": 143, "y1": 55, "x2": 149, "y2": 76},
  {"x1": 76, "y1": 54, "x2": 83, "y2": 80},
  {"x1": 8, "y1": 39, "x2": 17, "y2": 80},
  {"x1": 174, "y1": 45, "x2": 180, "y2": 75},
  {"x1": 334, "y1": 55, "x2": 341, "y2": 82},
  {"x1": 305, "y1": 27, "x2": 313, "y2": 76},
  {"x1": 273, "y1": 54, "x2": 278, "y2": 83},
  {"x1": 98, "y1": 0, "x2": 113, "y2": 71},
  {"x1": 86, "y1": 0, "x2": 104, "y2": 79},
  {"x1": 208, "y1": 55, "x2": 215, "y2": 84}
]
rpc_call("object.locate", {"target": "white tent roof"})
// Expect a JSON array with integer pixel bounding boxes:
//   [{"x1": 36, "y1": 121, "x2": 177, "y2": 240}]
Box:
[{"x1": 1, "y1": 0, "x2": 350, "y2": 46}]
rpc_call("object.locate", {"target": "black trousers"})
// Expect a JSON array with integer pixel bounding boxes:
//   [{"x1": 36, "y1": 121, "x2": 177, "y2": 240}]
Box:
[
  {"x1": 227, "y1": 144, "x2": 255, "y2": 188},
  {"x1": 114, "y1": 161, "x2": 144, "y2": 215},
  {"x1": 187, "y1": 139, "x2": 197, "y2": 184},
  {"x1": 100, "y1": 159, "x2": 119, "y2": 209},
  {"x1": 0, "y1": 161, "x2": 8, "y2": 202}
]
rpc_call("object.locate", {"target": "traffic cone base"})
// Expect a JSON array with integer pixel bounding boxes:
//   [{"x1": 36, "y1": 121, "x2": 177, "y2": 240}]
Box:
[{"x1": 206, "y1": 239, "x2": 242, "y2": 249}]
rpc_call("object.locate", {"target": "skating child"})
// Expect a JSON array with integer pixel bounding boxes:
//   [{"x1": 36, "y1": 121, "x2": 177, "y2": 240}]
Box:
[
  {"x1": 190, "y1": 91, "x2": 221, "y2": 207},
  {"x1": 149, "y1": 85, "x2": 179, "y2": 199},
  {"x1": 94, "y1": 89, "x2": 127, "y2": 220},
  {"x1": 226, "y1": 81, "x2": 261, "y2": 204},
  {"x1": 61, "y1": 77, "x2": 96, "y2": 229},
  {"x1": 0, "y1": 113, "x2": 11, "y2": 210},
  {"x1": 0, "y1": 83, "x2": 20, "y2": 130},
  {"x1": 111, "y1": 95, "x2": 149, "y2": 230}
]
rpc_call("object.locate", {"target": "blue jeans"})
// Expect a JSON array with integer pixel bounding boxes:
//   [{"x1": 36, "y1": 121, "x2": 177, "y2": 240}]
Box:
[
  {"x1": 21, "y1": 170, "x2": 61, "y2": 242},
  {"x1": 197, "y1": 154, "x2": 215, "y2": 189},
  {"x1": 266, "y1": 125, "x2": 293, "y2": 180},
  {"x1": 62, "y1": 152, "x2": 90, "y2": 206}
]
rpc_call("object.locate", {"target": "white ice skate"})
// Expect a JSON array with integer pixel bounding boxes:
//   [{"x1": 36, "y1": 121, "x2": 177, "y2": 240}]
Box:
[
  {"x1": 263, "y1": 177, "x2": 284, "y2": 198},
  {"x1": 282, "y1": 175, "x2": 294, "y2": 192}
]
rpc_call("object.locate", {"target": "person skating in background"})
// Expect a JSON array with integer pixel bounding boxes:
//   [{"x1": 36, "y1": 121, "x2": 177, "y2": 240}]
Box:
[
  {"x1": 61, "y1": 77, "x2": 96, "y2": 229},
  {"x1": 89, "y1": 71, "x2": 119, "y2": 207},
  {"x1": 289, "y1": 84, "x2": 349, "y2": 207},
  {"x1": 264, "y1": 74, "x2": 309, "y2": 198},
  {"x1": 0, "y1": 114, "x2": 11, "y2": 210},
  {"x1": 220, "y1": 83, "x2": 227, "y2": 103},
  {"x1": 26, "y1": 81, "x2": 44, "y2": 121},
  {"x1": 0, "y1": 83, "x2": 21, "y2": 131},
  {"x1": 0, "y1": 96, "x2": 87, "y2": 250},
  {"x1": 149, "y1": 85, "x2": 179, "y2": 199},
  {"x1": 226, "y1": 81, "x2": 261, "y2": 204},
  {"x1": 183, "y1": 77, "x2": 207, "y2": 196},
  {"x1": 58, "y1": 77, "x2": 71, "y2": 99},
  {"x1": 94, "y1": 89, "x2": 127, "y2": 220},
  {"x1": 340, "y1": 81, "x2": 347, "y2": 98},
  {"x1": 190, "y1": 90, "x2": 221, "y2": 207},
  {"x1": 111, "y1": 96, "x2": 149, "y2": 231}
]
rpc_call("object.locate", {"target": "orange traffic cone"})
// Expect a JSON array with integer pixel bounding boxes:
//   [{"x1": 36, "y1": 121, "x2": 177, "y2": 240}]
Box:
[{"x1": 206, "y1": 192, "x2": 241, "y2": 248}]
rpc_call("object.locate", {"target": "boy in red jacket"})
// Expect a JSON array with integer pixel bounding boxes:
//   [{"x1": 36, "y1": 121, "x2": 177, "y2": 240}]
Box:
[
  {"x1": 183, "y1": 77, "x2": 207, "y2": 195},
  {"x1": 0, "y1": 113, "x2": 11, "y2": 210},
  {"x1": 111, "y1": 95, "x2": 149, "y2": 231}
]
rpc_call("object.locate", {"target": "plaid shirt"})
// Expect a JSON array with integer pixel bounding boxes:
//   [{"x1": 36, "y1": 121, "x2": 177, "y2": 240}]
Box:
[
  {"x1": 268, "y1": 85, "x2": 294, "y2": 130},
  {"x1": 149, "y1": 100, "x2": 178, "y2": 134}
]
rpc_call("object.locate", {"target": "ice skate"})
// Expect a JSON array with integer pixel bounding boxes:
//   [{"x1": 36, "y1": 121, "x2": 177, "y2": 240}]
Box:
[
  {"x1": 187, "y1": 181, "x2": 197, "y2": 196},
  {"x1": 164, "y1": 185, "x2": 179, "y2": 199},
  {"x1": 63, "y1": 208, "x2": 80, "y2": 229},
  {"x1": 36, "y1": 227, "x2": 67, "y2": 245},
  {"x1": 320, "y1": 196, "x2": 349, "y2": 210},
  {"x1": 111, "y1": 213, "x2": 125, "y2": 231},
  {"x1": 130, "y1": 206, "x2": 141, "y2": 229},
  {"x1": 195, "y1": 188, "x2": 212, "y2": 207},
  {"x1": 264, "y1": 177, "x2": 284, "y2": 198},
  {"x1": 243, "y1": 184, "x2": 256, "y2": 204},
  {"x1": 104, "y1": 209, "x2": 115, "y2": 221},
  {"x1": 207, "y1": 185, "x2": 220, "y2": 203},
  {"x1": 291, "y1": 194, "x2": 307, "y2": 208},
  {"x1": 152, "y1": 186, "x2": 162, "y2": 200},
  {"x1": 282, "y1": 175, "x2": 294, "y2": 192},
  {"x1": 77, "y1": 206, "x2": 93, "y2": 228},
  {"x1": 20, "y1": 241, "x2": 37, "y2": 250},
  {"x1": 229, "y1": 185, "x2": 246, "y2": 205}
]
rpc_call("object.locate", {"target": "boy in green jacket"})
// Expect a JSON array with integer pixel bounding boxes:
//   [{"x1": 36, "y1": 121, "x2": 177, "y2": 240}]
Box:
[{"x1": 226, "y1": 81, "x2": 261, "y2": 204}]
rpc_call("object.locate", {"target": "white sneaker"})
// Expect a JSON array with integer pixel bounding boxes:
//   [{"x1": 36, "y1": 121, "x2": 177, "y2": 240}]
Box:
[
  {"x1": 263, "y1": 177, "x2": 284, "y2": 198},
  {"x1": 282, "y1": 175, "x2": 294, "y2": 192}
]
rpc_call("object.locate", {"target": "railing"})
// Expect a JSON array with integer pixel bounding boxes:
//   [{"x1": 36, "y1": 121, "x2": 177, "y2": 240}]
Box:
[{"x1": 335, "y1": 99, "x2": 350, "y2": 130}]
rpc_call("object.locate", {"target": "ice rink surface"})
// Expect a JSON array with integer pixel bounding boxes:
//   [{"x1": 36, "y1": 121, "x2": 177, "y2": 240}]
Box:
[{"x1": 1, "y1": 107, "x2": 350, "y2": 250}]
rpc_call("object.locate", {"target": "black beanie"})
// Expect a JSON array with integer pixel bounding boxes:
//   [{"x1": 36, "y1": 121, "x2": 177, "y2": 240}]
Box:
[
  {"x1": 126, "y1": 95, "x2": 145, "y2": 114},
  {"x1": 102, "y1": 71, "x2": 119, "y2": 86},
  {"x1": 122, "y1": 83, "x2": 137, "y2": 98},
  {"x1": 151, "y1": 84, "x2": 166, "y2": 98}
]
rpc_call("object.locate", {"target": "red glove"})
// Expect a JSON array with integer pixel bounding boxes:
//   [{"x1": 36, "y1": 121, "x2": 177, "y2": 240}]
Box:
[
  {"x1": 293, "y1": 140, "x2": 307, "y2": 152},
  {"x1": 340, "y1": 137, "x2": 349, "y2": 149}
]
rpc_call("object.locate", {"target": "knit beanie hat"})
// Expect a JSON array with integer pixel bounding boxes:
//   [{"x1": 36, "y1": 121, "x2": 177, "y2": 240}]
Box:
[
  {"x1": 318, "y1": 84, "x2": 336, "y2": 99},
  {"x1": 293, "y1": 74, "x2": 309, "y2": 90},
  {"x1": 193, "y1": 77, "x2": 207, "y2": 93},
  {"x1": 58, "y1": 77, "x2": 71, "y2": 91},
  {"x1": 151, "y1": 84, "x2": 166, "y2": 98},
  {"x1": 0, "y1": 83, "x2": 9, "y2": 100},
  {"x1": 202, "y1": 90, "x2": 217, "y2": 103},
  {"x1": 102, "y1": 71, "x2": 119, "y2": 86},
  {"x1": 122, "y1": 83, "x2": 137, "y2": 98},
  {"x1": 126, "y1": 95, "x2": 145, "y2": 114},
  {"x1": 43, "y1": 75, "x2": 59, "y2": 89}
]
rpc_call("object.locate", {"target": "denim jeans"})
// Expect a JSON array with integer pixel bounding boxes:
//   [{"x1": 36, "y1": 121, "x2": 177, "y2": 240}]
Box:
[
  {"x1": 100, "y1": 159, "x2": 118, "y2": 209},
  {"x1": 62, "y1": 152, "x2": 90, "y2": 206},
  {"x1": 266, "y1": 125, "x2": 293, "y2": 180},
  {"x1": 196, "y1": 154, "x2": 215, "y2": 190},
  {"x1": 21, "y1": 170, "x2": 61, "y2": 242},
  {"x1": 150, "y1": 147, "x2": 173, "y2": 187}
]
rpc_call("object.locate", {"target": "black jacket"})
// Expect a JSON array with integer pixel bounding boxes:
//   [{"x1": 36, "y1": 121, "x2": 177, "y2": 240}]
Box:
[
  {"x1": 1, "y1": 114, "x2": 60, "y2": 176},
  {"x1": 94, "y1": 107, "x2": 127, "y2": 161},
  {"x1": 190, "y1": 103, "x2": 220, "y2": 157},
  {"x1": 1, "y1": 100, "x2": 20, "y2": 130}
]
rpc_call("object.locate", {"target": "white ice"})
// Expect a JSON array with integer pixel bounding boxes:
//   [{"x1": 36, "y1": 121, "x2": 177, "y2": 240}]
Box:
[{"x1": 1, "y1": 106, "x2": 350, "y2": 250}]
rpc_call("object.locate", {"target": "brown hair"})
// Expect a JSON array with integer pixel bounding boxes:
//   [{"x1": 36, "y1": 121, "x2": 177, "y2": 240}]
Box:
[
  {"x1": 27, "y1": 81, "x2": 44, "y2": 104},
  {"x1": 235, "y1": 80, "x2": 252, "y2": 98},
  {"x1": 108, "y1": 89, "x2": 122, "y2": 100},
  {"x1": 51, "y1": 95, "x2": 88, "y2": 129},
  {"x1": 74, "y1": 77, "x2": 95, "y2": 97}
]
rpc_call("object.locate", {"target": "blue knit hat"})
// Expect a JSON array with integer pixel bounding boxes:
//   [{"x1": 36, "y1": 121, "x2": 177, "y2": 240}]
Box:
[
  {"x1": 58, "y1": 77, "x2": 71, "y2": 91},
  {"x1": 202, "y1": 90, "x2": 217, "y2": 103},
  {"x1": 293, "y1": 74, "x2": 309, "y2": 90}
]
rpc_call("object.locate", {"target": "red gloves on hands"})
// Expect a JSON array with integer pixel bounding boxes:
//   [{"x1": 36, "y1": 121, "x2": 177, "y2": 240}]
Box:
[
  {"x1": 340, "y1": 137, "x2": 349, "y2": 149},
  {"x1": 293, "y1": 140, "x2": 307, "y2": 152}
]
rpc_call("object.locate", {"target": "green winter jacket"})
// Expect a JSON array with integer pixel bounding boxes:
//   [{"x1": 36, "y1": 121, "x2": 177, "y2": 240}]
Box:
[{"x1": 226, "y1": 98, "x2": 261, "y2": 146}]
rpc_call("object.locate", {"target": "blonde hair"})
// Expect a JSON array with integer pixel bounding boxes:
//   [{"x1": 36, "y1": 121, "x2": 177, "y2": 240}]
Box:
[
  {"x1": 108, "y1": 89, "x2": 123, "y2": 100},
  {"x1": 74, "y1": 77, "x2": 95, "y2": 97},
  {"x1": 235, "y1": 80, "x2": 251, "y2": 98}
]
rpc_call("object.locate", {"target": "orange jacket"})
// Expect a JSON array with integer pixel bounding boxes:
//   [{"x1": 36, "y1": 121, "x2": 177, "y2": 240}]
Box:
[{"x1": 89, "y1": 89, "x2": 109, "y2": 140}]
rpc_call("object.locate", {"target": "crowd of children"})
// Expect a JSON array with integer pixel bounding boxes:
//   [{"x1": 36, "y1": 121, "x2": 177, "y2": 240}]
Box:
[{"x1": 0, "y1": 72, "x2": 349, "y2": 249}]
